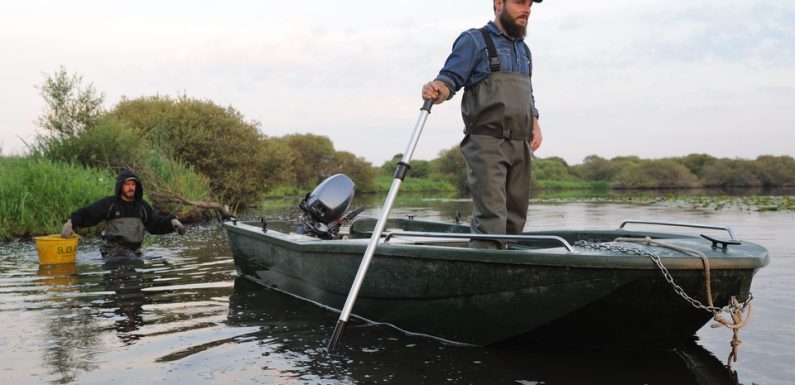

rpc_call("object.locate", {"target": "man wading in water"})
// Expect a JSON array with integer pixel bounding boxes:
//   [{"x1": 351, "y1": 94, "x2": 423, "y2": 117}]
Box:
[
  {"x1": 422, "y1": 0, "x2": 544, "y2": 249},
  {"x1": 61, "y1": 170, "x2": 187, "y2": 258}
]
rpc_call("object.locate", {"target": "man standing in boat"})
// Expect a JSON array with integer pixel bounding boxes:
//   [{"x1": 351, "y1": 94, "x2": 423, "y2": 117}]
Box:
[
  {"x1": 60, "y1": 170, "x2": 187, "y2": 257},
  {"x1": 422, "y1": 0, "x2": 543, "y2": 249}
]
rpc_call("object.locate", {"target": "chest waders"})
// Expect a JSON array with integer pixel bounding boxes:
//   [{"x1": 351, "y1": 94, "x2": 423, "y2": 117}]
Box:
[
  {"x1": 460, "y1": 28, "x2": 534, "y2": 249},
  {"x1": 101, "y1": 216, "x2": 146, "y2": 258}
]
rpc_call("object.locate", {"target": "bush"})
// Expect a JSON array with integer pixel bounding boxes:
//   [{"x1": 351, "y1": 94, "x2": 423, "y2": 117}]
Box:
[
  {"x1": 33, "y1": 117, "x2": 144, "y2": 169},
  {"x1": 534, "y1": 156, "x2": 576, "y2": 181},
  {"x1": 276, "y1": 134, "x2": 376, "y2": 191},
  {"x1": 124, "y1": 145, "x2": 214, "y2": 221},
  {"x1": 107, "y1": 95, "x2": 275, "y2": 205},
  {"x1": 701, "y1": 158, "x2": 762, "y2": 187},
  {"x1": 754, "y1": 155, "x2": 795, "y2": 187},
  {"x1": 430, "y1": 145, "x2": 469, "y2": 192},
  {"x1": 277, "y1": 134, "x2": 337, "y2": 188},
  {"x1": 332, "y1": 151, "x2": 378, "y2": 193},
  {"x1": 676, "y1": 153, "x2": 717, "y2": 178},
  {"x1": 611, "y1": 159, "x2": 700, "y2": 189},
  {"x1": 574, "y1": 155, "x2": 618, "y2": 181},
  {"x1": 34, "y1": 118, "x2": 214, "y2": 220},
  {"x1": 379, "y1": 154, "x2": 432, "y2": 179}
]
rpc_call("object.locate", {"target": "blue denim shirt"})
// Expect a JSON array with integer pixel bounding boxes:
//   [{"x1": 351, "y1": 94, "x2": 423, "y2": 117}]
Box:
[{"x1": 434, "y1": 21, "x2": 539, "y2": 117}]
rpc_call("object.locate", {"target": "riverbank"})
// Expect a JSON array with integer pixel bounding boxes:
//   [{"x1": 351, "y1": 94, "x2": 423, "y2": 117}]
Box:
[{"x1": 3, "y1": 152, "x2": 793, "y2": 241}]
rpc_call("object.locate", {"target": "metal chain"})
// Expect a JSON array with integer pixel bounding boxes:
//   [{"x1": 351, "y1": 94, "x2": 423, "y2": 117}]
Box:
[
  {"x1": 573, "y1": 238, "x2": 754, "y2": 366},
  {"x1": 572, "y1": 240, "x2": 752, "y2": 315}
]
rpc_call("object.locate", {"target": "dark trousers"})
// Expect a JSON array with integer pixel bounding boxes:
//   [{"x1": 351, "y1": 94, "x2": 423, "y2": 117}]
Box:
[
  {"x1": 100, "y1": 241, "x2": 142, "y2": 259},
  {"x1": 461, "y1": 134, "x2": 532, "y2": 249}
]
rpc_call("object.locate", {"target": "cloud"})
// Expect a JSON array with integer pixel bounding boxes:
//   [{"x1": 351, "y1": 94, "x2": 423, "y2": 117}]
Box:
[{"x1": 1, "y1": 0, "x2": 793, "y2": 164}]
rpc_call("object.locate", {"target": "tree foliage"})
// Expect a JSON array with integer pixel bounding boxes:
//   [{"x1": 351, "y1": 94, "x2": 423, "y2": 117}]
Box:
[
  {"x1": 379, "y1": 154, "x2": 431, "y2": 179},
  {"x1": 277, "y1": 134, "x2": 376, "y2": 191},
  {"x1": 29, "y1": 67, "x2": 795, "y2": 212},
  {"x1": 753, "y1": 155, "x2": 795, "y2": 187},
  {"x1": 701, "y1": 158, "x2": 761, "y2": 187},
  {"x1": 533, "y1": 156, "x2": 576, "y2": 181},
  {"x1": 430, "y1": 145, "x2": 469, "y2": 192},
  {"x1": 35, "y1": 117, "x2": 143, "y2": 169},
  {"x1": 278, "y1": 134, "x2": 337, "y2": 188},
  {"x1": 36, "y1": 66, "x2": 104, "y2": 138},
  {"x1": 107, "y1": 95, "x2": 284, "y2": 204},
  {"x1": 332, "y1": 151, "x2": 378, "y2": 192},
  {"x1": 611, "y1": 159, "x2": 699, "y2": 189},
  {"x1": 677, "y1": 153, "x2": 717, "y2": 178}
]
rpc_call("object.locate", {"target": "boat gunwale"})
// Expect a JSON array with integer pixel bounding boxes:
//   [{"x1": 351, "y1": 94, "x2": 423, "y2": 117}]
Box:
[{"x1": 223, "y1": 220, "x2": 769, "y2": 270}]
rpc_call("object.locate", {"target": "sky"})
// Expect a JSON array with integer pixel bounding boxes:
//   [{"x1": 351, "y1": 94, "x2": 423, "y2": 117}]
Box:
[{"x1": 1, "y1": 0, "x2": 793, "y2": 166}]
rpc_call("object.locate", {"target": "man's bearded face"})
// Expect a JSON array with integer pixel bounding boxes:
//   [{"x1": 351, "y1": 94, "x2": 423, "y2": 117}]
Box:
[{"x1": 499, "y1": 2, "x2": 529, "y2": 39}]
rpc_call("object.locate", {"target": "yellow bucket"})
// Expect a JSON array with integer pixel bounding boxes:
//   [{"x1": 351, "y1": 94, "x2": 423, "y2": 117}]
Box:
[{"x1": 33, "y1": 235, "x2": 79, "y2": 265}]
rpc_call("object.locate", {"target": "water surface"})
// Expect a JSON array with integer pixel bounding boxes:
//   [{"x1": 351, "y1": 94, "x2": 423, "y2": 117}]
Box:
[{"x1": 1, "y1": 198, "x2": 793, "y2": 384}]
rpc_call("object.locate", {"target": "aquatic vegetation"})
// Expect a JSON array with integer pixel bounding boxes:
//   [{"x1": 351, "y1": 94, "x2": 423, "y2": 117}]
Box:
[{"x1": 0, "y1": 156, "x2": 113, "y2": 240}]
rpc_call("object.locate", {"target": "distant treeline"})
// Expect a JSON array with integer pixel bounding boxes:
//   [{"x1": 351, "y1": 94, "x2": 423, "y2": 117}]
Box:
[
  {"x1": 4, "y1": 67, "x2": 793, "y2": 240},
  {"x1": 539, "y1": 154, "x2": 795, "y2": 189},
  {"x1": 376, "y1": 151, "x2": 795, "y2": 192}
]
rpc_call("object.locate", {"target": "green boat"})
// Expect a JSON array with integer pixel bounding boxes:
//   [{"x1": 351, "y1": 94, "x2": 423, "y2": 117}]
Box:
[{"x1": 224, "y1": 216, "x2": 768, "y2": 348}]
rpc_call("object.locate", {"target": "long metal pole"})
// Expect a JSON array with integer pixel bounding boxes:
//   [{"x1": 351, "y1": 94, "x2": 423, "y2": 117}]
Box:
[{"x1": 327, "y1": 100, "x2": 433, "y2": 352}]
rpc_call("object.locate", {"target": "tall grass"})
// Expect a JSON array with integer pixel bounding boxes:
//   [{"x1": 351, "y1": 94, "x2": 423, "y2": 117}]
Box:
[
  {"x1": 370, "y1": 175, "x2": 457, "y2": 193},
  {"x1": 0, "y1": 156, "x2": 114, "y2": 240},
  {"x1": 125, "y1": 143, "x2": 214, "y2": 221}
]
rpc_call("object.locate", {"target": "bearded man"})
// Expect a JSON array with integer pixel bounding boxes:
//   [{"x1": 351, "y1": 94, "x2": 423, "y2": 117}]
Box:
[
  {"x1": 61, "y1": 170, "x2": 187, "y2": 258},
  {"x1": 421, "y1": 0, "x2": 544, "y2": 249}
]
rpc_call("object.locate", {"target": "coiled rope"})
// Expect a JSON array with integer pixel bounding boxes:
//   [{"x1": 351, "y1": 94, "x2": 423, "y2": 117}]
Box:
[{"x1": 575, "y1": 236, "x2": 753, "y2": 366}]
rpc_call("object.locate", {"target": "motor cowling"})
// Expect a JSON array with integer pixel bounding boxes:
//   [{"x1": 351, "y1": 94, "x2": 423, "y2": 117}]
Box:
[{"x1": 297, "y1": 174, "x2": 362, "y2": 239}]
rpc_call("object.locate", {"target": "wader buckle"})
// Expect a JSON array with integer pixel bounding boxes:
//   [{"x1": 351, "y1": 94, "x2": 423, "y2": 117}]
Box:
[{"x1": 501, "y1": 128, "x2": 512, "y2": 139}]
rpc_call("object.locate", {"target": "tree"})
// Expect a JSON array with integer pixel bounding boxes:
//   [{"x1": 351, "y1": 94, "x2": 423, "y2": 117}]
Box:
[
  {"x1": 379, "y1": 154, "x2": 431, "y2": 179},
  {"x1": 677, "y1": 153, "x2": 717, "y2": 178},
  {"x1": 36, "y1": 66, "x2": 104, "y2": 138},
  {"x1": 753, "y1": 155, "x2": 795, "y2": 187},
  {"x1": 430, "y1": 145, "x2": 469, "y2": 192},
  {"x1": 107, "y1": 95, "x2": 276, "y2": 204},
  {"x1": 574, "y1": 155, "x2": 615, "y2": 181},
  {"x1": 611, "y1": 159, "x2": 699, "y2": 189},
  {"x1": 533, "y1": 157, "x2": 575, "y2": 181},
  {"x1": 332, "y1": 151, "x2": 377, "y2": 192},
  {"x1": 279, "y1": 134, "x2": 338, "y2": 188},
  {"x1": 701, "y1": 158, "x2": 761, "y2": 187}
]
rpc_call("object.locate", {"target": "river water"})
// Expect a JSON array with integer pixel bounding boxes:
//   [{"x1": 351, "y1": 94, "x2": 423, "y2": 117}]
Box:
[{"x1": 1, "y1": 196, "x2": 793, "y2": 385}]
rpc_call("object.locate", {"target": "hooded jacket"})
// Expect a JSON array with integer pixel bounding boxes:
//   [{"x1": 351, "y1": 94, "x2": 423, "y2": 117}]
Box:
[{"x1": 68, "y1": 170, "x2": 176, "y2": 237}]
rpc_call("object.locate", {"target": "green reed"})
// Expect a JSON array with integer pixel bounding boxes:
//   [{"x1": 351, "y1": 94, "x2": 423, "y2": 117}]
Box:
[{"x1": 0, "y1": 156, "x2": 114, "y2": 240}]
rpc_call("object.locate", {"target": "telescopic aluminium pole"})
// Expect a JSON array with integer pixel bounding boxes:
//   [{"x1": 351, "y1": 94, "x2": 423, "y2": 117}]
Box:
[{"x1": 327, "y1": 100, "x2": 434, "y2": 352}]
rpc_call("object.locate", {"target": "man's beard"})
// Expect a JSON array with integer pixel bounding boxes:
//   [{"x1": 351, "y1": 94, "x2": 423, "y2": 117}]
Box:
[{"x1": 499, "y1": 10, "x2": 526, "y2": 39}]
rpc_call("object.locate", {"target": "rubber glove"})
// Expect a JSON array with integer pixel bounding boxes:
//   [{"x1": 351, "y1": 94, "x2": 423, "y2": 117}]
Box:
[
  {"x1": 61, "y1": 219, "x2": 74, "y2": 238},
  {"x1": 171, "y1": 218, "x2": 186, "y2": 235}
]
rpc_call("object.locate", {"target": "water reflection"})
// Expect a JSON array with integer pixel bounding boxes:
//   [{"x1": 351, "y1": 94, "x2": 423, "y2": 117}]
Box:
[
  {"x1": 99, "y1": 258, "x2": 147, "y2": 344},
  {"x1": 37, "y1": 263, "x2": 100, "y2": 384},
  {"x1": 2, "y1": 200, "x2": 789, "y2": 384},
  {"x1": 228, "y1": 276, "x2": 742, "y2": 385}
]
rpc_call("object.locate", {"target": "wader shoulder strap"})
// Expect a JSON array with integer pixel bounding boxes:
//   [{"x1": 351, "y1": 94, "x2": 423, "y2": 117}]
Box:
[
  {"x1": 479, "y1": 28, "x2": 501, "y2": 72},
  {"x1": 105, "y1": 201, "x2": 147, "y2": 222},
  {"x1": 106, "y1": 203, "x2": 117, "y2": 220},
  {"x1": 522, "y1": 42, "x2": 532, "y2": 73}
]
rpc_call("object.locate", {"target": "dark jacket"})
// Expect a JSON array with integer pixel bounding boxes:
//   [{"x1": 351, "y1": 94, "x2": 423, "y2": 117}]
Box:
[{"x1": 68, "y1": 170, "x2": 175, "y2": 235}]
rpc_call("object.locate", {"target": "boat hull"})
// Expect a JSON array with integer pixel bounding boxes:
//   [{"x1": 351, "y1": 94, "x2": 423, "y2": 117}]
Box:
[{"x1": 225, "y1": 218, "x2": 767, "y2": 347}]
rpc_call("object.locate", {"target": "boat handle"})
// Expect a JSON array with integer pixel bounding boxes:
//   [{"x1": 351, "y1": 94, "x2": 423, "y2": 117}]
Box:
[
  {"x1": 383, "y1": 231, "x2": 574, "y2": 252},
  {"x1": 618, "y1": 220, "x2": 737, "y2": 240}
]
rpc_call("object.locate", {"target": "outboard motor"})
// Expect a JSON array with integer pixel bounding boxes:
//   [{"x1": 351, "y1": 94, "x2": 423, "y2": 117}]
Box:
[{"x1": 297, "y1": 174, "x2": 363, "y2": 239}]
